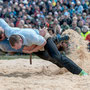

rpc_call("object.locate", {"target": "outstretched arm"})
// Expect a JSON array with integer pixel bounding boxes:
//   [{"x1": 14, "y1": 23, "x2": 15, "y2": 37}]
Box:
[
  {"x1": 0, "y1": 18, "x2": 20, "y2": 38},
  {"x1": 0, "y1": 18, "x2": 11, "y2": 30}
]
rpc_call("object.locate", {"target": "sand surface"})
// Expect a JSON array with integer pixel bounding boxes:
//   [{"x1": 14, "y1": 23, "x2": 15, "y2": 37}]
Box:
[
  {"x1": 0, "y1": 30, "x2": 90, "y2": 90},
  {"x1": 0, "y1": 58, "x2": 90, "y2": 90}
]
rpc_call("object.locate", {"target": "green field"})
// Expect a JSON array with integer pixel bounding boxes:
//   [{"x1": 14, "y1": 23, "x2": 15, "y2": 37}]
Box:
[{"x1": 0, "y1": 54, "x2": 39, "y2": 60}]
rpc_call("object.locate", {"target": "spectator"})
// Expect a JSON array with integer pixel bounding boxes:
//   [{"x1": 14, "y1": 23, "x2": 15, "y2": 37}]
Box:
[
  {"x1": 10, "y1": 22, "x2": 14, "y2": 27},
  {"x1": 48, "y1": 28, "x2": 55, "y2": 36},
  {"x1": 72, "y1": 16, "x2": 78, "y2": 22},
  {"x1": 68, "y1": 4, "x2": 75, "y2": 17},
  {"x1": 0, "y1": 0, "x2": 89, "y2": 39},
  {"x1": 62, "y1": 13, "x2": 72, "y2": 25},
  {"x1": 78, "y1": 20, "x2": 84, "y2": 31},
  {"x1": 46, "y1": 15, "x2": 53, "y2": 26},
  {"x1": 61, "y1": 20, "x2": 70, "y2": 33},
  {"x1": 82, "y1": 0, "x2": 88, "y2": 13},
  {"x1": 81, "y1": 25, "x2": 90, "y2": 51},
  {"x1": 86, "y1": 15, "x2": 90, "y2": 28},
  {"x1": 77, "y1": 13, "x2": 85, "y2": 24},
  {"x1": 18, "y1": 20, "x2": 25, "y2": 28},
  {"x1": 52, "y1": 0, "x2": 56, "y2": 7},
  {"x1": 85, "y1": 22, "x2": 89, "y2": 27},
  {"x1": 71, "y1": 21, "x2": 81, "y2": 34},
  {"x1": 59, "y1": 15, "x2": 65, "y2": 25},
  {"x1": 54, "y1": 11, "x2": 59, "y2": 19},
  {"x1": 81, "y1": 25, "x2": 90, "y2": 40},
  {"x1": 75, "y1": 1, "x2": 83, "y2": 14},
  {"x1": 82, "y1": 12, "x2": 87, "y2": 22},
  {"x1": 72, "y1": 12, "x2": 77, "y2": 18},
  {"x1": 53, "y1": 18, "x2": 62, "y2": 35}
]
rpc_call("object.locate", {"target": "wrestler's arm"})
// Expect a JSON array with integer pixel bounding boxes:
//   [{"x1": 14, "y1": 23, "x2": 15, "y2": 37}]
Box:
[
  {"x1": 23, "y1": 41, "x2": 46, "y2": 54},
  {"x1": 23, "y1": 33, "x2": 46, "y2": 54},
  {"x1": 0, "y1": 18, "x2": 11, "y2": 30}
]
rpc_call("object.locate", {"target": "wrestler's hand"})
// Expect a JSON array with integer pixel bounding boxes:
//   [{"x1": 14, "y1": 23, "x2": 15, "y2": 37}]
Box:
[
  {"x1": 39, "y1": 27, "x2": 47, "y2": 36},
  {"x1": 23, "y1": 49, "x2": 39, "y2": 54},
  {"x1": 23, "y1": 50, "x2": 32, "y2": 54}
]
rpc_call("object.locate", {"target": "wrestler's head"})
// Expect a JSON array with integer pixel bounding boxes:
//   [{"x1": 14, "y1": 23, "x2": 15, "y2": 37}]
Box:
[
  {"x1": 0, "y1": 27, "x2": 5, "y2": 41},
  {"x1": 9, "y1": 35, "x2": 23, "y2": 50}
]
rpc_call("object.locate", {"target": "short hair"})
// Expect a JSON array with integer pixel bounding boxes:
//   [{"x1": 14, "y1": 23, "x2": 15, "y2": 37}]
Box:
[{"x1": 9, "y1": 35, "x2": 21, "y2": 46}]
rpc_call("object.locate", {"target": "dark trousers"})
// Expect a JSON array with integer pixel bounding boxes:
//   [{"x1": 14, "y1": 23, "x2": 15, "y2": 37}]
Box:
[
  {"x1": 34, "y1": 51, "x2": 63, "y2": 68},
  {"x1": 35, "y1": 38, "x2": 82, "y2": 74}
]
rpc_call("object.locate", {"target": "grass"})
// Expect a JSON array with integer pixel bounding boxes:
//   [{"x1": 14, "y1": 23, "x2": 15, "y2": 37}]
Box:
[{"x1": 0, "y1": 54, "x2": 40, "y2": 60}]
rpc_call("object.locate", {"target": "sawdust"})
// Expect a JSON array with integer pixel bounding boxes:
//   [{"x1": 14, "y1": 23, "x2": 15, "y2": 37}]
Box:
[
  {"x1": 63, "y1": 29, "x2": 90, "y2": 71},
  {"x1": 0, "y1": 29, "x2": 90, "y2": 90}
]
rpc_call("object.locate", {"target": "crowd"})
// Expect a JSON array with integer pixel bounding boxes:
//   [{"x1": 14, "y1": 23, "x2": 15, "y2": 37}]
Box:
[{"x1": 0, "y1": 0, "x2": 90, "y2": 52}]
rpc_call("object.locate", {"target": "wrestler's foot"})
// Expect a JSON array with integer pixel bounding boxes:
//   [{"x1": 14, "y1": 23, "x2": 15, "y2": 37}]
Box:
[{"x1": 79, "y1": 70, "x2": 88, "y2": 76}]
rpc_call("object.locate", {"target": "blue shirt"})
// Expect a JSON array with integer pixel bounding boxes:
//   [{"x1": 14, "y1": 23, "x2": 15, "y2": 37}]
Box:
[
  {"x1": 0, "y1": 18, "x2": 46, "y2": 46},
  {"x1": 14, "y1": 28, "x2": 46, "y2": 46},
  {"x1": 0, "y1": 18, "x2": 21, "y2": 38},
  {"x1": 75, "y1": 5, "x2": 83, "y2": 14}
]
